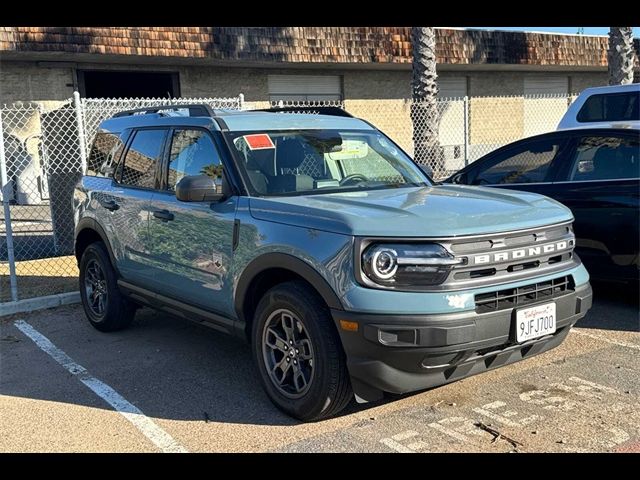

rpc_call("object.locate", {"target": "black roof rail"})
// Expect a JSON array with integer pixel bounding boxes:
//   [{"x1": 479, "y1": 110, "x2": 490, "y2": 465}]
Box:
[
  {"x1": 112, "y1": 104, "x2": 215, "y2": 118},
  {"x1": 251, "y1": 106, "x2": 353, "y2": 117}
]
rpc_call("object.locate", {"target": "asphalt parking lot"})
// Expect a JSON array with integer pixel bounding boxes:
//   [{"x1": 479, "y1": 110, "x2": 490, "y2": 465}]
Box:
[{"x1": 1, "y1": 283, "x2": 638, "y2": 453}]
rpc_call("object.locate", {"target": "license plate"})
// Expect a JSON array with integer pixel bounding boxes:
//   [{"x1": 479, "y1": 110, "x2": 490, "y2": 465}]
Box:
[{"x1": 515, "y1": 302, "x2": 556, "y2": 342}]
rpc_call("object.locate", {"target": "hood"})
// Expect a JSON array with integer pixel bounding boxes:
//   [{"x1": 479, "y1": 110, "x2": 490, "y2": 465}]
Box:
[{"x1": 248, "y1": 185, "x2": 573, "y2": 237}]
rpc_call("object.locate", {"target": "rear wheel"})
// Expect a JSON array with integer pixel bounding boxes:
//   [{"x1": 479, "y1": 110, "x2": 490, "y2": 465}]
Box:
[
  {"x1": 79, "y1": 241, "x2": 135, "y2": 332},
  {"x1": 252, "y1": 280, "x2": 353, "y2": 421}
]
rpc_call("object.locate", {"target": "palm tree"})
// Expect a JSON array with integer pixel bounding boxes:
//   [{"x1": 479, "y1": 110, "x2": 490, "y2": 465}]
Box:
[
  {"x1": 200, "y1": 164, "x2": 223, "y2": 178},
  {"x1": 608, "y1": 27, "x2": 635, "y2": 85},
  {"x1": 411, "y1": 27, "x2": 444, "y2": 178}
]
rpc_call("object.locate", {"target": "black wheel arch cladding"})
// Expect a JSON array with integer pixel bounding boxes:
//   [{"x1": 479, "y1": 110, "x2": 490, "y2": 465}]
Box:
[
  {"x1": 75, "y1": 218, "x2": 118, "y2": 272},
  {"x1": 234, "y1": 253, "x2": 344, "y2": 323}
]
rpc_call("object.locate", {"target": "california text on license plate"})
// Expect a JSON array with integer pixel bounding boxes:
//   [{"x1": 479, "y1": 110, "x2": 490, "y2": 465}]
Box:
[{"x1": 515, "y1": 302, "x2": 556, "y2": 342}]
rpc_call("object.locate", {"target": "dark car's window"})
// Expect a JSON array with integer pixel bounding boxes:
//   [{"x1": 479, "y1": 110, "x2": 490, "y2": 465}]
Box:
[
  {"x1": 567, "y1": 135, "x2": 640, "y2": 182},
  {"x1": 471, "y1": 138, "x2": 564, "y2": 185},
  {"x1": 118, "y1": 129, "x2": 167, "y2": 189},
  {"x1": 87, "y1": 132, "x2": 124, "y2": 176},
  {"x1": 167, "y1": 129, "x2": 223, "y2": 191},
  {"x1": 576, "y1": 92, "x2": 639, "y2": 123}
]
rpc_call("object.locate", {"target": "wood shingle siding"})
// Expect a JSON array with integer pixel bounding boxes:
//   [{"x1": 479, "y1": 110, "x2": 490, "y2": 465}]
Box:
[{"x1": 1, "y1": 27, "x2": 638, "y2": 68}]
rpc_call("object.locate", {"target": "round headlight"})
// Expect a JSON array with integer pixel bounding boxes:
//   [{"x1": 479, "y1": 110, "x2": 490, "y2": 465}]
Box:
[
  {"x1": 361, "y1": 242, "x2": 464, "y2": 288},
  {"x1": 372, "y1": 248, "x2": 398, "y2": 279},
  {"x1": 363, "y1": 246, "x2": 398, "y2": 281}
]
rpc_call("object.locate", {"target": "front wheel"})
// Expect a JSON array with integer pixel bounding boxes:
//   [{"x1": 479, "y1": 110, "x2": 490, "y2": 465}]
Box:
[{"x1": 252, "y1": 281, "x2": 353, "y2": 421}]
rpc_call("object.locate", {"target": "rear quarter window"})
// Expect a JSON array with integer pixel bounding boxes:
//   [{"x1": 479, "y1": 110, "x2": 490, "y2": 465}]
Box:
[
  {"x1": 87, "y1": 132, "x2": 124, "y2": 176},
  {"x1": 576, "y1": 92, "x2": 640, "y2": 123}
]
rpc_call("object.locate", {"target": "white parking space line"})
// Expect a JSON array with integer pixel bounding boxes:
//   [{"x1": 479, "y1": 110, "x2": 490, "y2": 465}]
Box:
[
  {"x1": 428, "y1": 421, "x2": 471, "y2": 443},
  {"x1": 605, "y1": 428, "x2": 630, "y2": 448},
  {"x1": 472, "y1": 407, "x2": 521, "y2": 427},
  {"x1": 379, "y1": 431, "x2": 419, "y2": 452},
  {"x1": 13, "y1": 320, "x2": 188, "y2": 453},
  {"x1": 379, "y1": 437, "x2": 416, "y2": 453},
  {"x1": 568, "y1": 376, "x2": 621, "y2": 394},
  {"x1": 572, "y1": 329, "x2": 640, "y2": 351},
  {"x1": 392, "y1": 430, "x2": 419, "y2": 441}
]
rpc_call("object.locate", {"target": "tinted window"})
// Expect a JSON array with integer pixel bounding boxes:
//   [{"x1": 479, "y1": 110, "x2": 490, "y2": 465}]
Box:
[
  {"x1": 568, "y1": 135, "x2": 640, "y2": 181},
  {"x1": 118, "y1": 129, "x2": 167, "y2": 188},
  {"x1": 472, "y1": 138, "x2": 563, "y2": 185},
  {"x1": 87, "y1": 132, "x2": 124, "y2": 176},
  {"x1": 576, "y1": 92, "x2": 640, "y2": 123},
  {"x1": 167, "y1": 129, "x2": 222, "y2": 191}
]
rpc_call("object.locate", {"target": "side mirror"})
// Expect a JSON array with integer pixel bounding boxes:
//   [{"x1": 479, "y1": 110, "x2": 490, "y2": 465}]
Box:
[
  {"x1": 418, "y1": 163, "x2": 433, "y2": 178},
  {"x1": 176, "y1": 174, "x2": 227, "y2": 202}
]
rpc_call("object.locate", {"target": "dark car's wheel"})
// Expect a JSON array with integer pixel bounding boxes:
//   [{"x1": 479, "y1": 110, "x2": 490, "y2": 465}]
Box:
[
  {"x1": 79, "y1": 241, "x2": 136, "y2": 332},
  {"x1": 252, "y1": 281, "x2": 353, "y2": 421}
]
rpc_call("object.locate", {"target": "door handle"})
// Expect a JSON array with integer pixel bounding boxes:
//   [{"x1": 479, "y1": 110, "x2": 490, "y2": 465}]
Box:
[
  {"x1": 99, "y1": 199, "x2": 119, "y2": 211},
  {"x1": 152, "y1": 209, "x2": 174, "y2": 222}
]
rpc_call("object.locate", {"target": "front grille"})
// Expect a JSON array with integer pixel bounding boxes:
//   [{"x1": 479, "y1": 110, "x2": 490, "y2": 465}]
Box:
[
  {"x1": 475, "y1": 276, "x2": 573, "y2": 313},
  {"x1": 438, "y1": 221, "x2": 577, "y2": 290},
  {"x1": 450, "y1": 224, "x2": 571, "y2": 254}
]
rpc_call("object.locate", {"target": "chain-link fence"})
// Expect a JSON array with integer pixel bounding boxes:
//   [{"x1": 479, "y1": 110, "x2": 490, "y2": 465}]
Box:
[
  {"x1": 262, "y1": 94, "x2": 575, "y2": 179},
  {"x1": 0, "y1": 95, "x2": 242, "y2": 303},
  {"x1": 80, "y1": 96, "x2": 243, "y2": 155},
  {"x1": 1, "y1": 92, "x2": 574, "y2": 305}
]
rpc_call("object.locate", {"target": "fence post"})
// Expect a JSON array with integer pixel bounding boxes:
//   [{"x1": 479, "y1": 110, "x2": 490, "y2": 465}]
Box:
[
  {"x1": 238, "y1": 93, "x2": 245, "y2": 110},
  {"x1": 463, "y1": 95, "x2": 470, "y2": 166},
  {"x1": 73, "y1": 91, "x2": 87, "y2": 174},
  {"x1": 0, "y1": 110, "x2": 19, "y2": 302}
]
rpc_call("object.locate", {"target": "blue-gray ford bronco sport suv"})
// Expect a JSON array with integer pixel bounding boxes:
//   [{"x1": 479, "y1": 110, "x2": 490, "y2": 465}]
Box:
[{"x1": 74, "y1": 104, "x2": 593, "y2": 421}]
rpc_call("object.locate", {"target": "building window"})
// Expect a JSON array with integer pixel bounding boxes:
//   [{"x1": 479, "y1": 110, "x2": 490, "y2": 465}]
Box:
[{"x1": 268, "y1": 75, "x2": 342, "y2": 102}]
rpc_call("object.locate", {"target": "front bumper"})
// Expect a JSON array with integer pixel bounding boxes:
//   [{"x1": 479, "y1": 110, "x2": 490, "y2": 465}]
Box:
[{"x1": 332, "y1": 282, "x2": 593, "y2": 402}]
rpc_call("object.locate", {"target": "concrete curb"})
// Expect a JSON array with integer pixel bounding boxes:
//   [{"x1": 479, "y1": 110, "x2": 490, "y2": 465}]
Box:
[{"x1": 0, "y1": 291, "x2": 80, "y2": 317}]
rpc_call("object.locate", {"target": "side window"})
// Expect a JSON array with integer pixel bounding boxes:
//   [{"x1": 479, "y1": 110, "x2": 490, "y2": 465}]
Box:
[
  {"x1": 472, "y1": 138, "x2": 563, "y2": 185},
  {"x1": 576, "y1": 92, "x2": 640, "y2": 123},
  {"x1": 118, "y1": 129, "x2": 167, "y2": 189},
  {"x1": 87, "y1": 132, "x2": 124, "y2": 176},
  {"x1": 567, "y1": 135, "x2": 640, "y2": 182},
  {"x1": 167, "y1": 129, "x2": 222, "y2": 191}
]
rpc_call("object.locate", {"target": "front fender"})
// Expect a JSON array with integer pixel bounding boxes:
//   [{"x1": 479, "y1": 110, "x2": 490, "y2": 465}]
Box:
[{"x1": 234, "y1": 252, "x2": 345, "y2": 321}]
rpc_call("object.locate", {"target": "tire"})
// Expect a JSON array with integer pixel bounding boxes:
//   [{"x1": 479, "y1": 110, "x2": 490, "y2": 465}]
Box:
[
  {"x1": 79, "y1": 241, "x2": 135, "y2": 332},
  {"x1": 252, "y1": 280, "x2": 353, "y2": 421}
]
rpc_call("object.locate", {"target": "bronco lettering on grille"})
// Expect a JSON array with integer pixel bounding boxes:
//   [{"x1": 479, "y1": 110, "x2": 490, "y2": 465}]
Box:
[{"x1": 471, "y1": 241, "x2": 569, "y2": 265}]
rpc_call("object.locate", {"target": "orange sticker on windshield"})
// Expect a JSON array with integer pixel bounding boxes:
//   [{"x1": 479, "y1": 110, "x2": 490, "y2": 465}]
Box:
[{"x1": 243, "y1": 134, "x2": 275, "y2": 150}]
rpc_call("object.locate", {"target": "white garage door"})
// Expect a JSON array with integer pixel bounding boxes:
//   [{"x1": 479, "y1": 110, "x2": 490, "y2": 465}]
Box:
[
  {"x1": 268, "y1": 75, "x2": 342, "y2": 102},
  {"x1": 438, "y1": 77, "x2": 467, "y2": 98},
  {"x1": 524, "y1": 75, "x2": 569, "y2": 136},
  {"x1": 524, "y1": 76, "x2": 568, "y2": 96}
]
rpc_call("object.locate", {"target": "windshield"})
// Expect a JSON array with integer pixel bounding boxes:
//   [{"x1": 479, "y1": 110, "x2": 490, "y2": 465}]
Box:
[{"x1": 227, "y1": 129, "x2": 430, "y2": 196}]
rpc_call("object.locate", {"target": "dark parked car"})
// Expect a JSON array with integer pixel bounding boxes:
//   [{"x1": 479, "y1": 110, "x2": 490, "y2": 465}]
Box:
[{"x1": 446, "y1": 128, "x2": 640, "y2": 284}]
